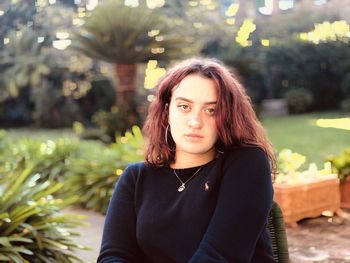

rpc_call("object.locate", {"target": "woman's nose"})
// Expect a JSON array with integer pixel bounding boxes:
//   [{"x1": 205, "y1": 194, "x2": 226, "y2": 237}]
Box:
[{"x1": 187, "y1": 113, "x2": 202, "y2": 128}]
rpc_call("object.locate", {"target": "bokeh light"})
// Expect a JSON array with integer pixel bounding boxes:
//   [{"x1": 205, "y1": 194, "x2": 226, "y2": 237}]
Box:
[
  {"x1": 144, "y1": 60, "x2": 166, "y2": 90},
  {"x1": 300, "y1": 20, "x2": 350, "y2": 44},
  {"x1": 235, "y1": 19, "x2": 256, "y2": 47},
  {"x1": 316, "y1": 118, "x2": 350, "y2": 131}
]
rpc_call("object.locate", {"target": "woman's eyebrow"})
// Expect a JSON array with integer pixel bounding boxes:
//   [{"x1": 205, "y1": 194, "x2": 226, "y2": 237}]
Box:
[
  {"x1": 175, "y1": 97, "x2": 192, "y2": 103},
  {"x1": 175, "y1": 97, "x2": 217, "y2": 105}
]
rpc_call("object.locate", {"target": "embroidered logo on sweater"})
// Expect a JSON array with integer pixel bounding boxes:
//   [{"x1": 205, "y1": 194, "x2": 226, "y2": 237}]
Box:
[{"x1": 204, "y1": 181, "x2": 210, "y2": 191}]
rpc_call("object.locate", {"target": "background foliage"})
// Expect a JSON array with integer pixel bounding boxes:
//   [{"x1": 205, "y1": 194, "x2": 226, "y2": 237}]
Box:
[
  {"x1": 1, "y1": 0, "x2": 349, "y2": 131},
  {"x1": 328, "y1": 147, "x2": 350, "y2": 181},
  {"x1": 0, "y1": 130, "x2": 86, "y2": 261},
  {"x1": 0, "y1": 126, "x2": 144, "y2": 214}
]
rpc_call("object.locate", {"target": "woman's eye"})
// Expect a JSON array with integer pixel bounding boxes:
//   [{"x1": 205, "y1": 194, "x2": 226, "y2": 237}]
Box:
[
  {"x1": 205, "y1": 108, "x2": 216, "y2": 115},
  {"x1": 177, "y1": 104, "x2": 190, "y2": 111}
]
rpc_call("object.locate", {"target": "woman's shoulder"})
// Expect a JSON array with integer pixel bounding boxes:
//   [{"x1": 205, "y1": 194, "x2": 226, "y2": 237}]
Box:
[
  {"x1": 122, "y1": 161, "x2": 160, "y2": 179},
  {"x1": 221, "y1": 146, "x2": 271, "y2": 183},
  {"x1": 125, "y1": 161, "x2": 147, "y2": 171},
  {"x1": 223, "y1": 146, "x2": 269, "y2": 169},
  {"x1": 225, "y1": 146, "x2": 267, "y2": 159},
  {"x1": 119, "y1": 161, "x2": 165, "y2": 189},
  {"x1": 118, "y1": 162, "x2": 145, "y2": 182}
]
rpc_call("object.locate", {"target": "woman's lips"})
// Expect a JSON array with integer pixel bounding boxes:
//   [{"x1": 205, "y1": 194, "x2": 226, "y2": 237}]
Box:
[{"x1": 185, "y1": 133, "x2": 204, "y2": 139}]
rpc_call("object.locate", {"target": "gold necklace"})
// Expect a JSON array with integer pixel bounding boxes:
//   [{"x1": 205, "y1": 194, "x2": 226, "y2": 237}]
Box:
[{"x1": 172, "y1": 167, "x2": 202, "y2": 192}]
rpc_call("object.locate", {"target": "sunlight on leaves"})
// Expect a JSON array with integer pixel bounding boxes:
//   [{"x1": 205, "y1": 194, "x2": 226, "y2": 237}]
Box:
[
  {"x1": 300, "y1": 20, "x2": 350, "y2": 44},
  {"x1": 235, "y1": 19, "x2": 256, "y2": 47},
  {"x1": 144, "y1": 60, "x2": 166, "y2": 90},
  {"x1": 316, "y1": 118, "x2": 350, "y2": 131}
]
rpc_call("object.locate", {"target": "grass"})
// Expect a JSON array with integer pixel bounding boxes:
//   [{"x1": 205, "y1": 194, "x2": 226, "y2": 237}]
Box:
[
  {"x1": 262, "y1": 111, "x2": 350, "y2": 168},
  {"x1": 3, "y1": 127, "x2": 78, "y2": 140}
]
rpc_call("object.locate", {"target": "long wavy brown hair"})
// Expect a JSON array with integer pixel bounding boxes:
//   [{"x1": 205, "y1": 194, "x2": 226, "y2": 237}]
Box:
[{"x1": 143, "y1": 58, "x2": 276, "y2": 173}]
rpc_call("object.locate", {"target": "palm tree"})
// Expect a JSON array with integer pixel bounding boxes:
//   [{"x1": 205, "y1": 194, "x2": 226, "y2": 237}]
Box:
[{"x1": 72, "y1": 0, "x2": 189, "y2": 116}]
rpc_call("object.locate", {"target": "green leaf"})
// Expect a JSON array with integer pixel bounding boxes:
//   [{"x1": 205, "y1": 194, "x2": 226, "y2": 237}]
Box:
[
  {"x1": 5, "y1": 252, "x2": 24, "y2": 263},
  {"x1": 0, "y1": 254, "x2": 10, "y2": 260},
  {"x1": 0, "y1": 237, "x2": 11, "y2": 247}
]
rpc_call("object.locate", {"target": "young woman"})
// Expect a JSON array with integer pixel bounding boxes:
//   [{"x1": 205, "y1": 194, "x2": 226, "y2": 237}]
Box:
[{"x1": 98, "y1": 58, "x2": 276, "y2": 263}]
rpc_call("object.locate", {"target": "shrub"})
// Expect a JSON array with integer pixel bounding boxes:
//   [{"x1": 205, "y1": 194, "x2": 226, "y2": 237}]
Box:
[
  {"x1": 285, "y1": 88, "x2": 314, "y2": 114},
  {"x1": 340, "y1": 99, "x2": 350, "y2": 112},
  {"x1": 264, "y1": 40, "x2": 350, "y2": 110},
  {"x1": 63, "y1": 126, "x2": 144, "y2": 214},
  {"x1": 328, "y1": 147, "x2": 350, "y2": 181},
  {"x1": 277, "y1": 149, "x2": 306, "y2": 175},
  {"x1": 77, "y1": 75, "x2": 115, "y2": 120},
  {"x1": 0, "y1": 136, "x2": 80, "y2": 183},
  {"x1": 0, "y1": 88, "x2": 33, "y2": 127},
  {"x1": 0, "y1": 162, "x2": 86, "y2": 262},
  {"x1": 276, "y1": 149, "x2": 334, "y2": 184},
  {"x1": 340, "y1": 73, "x2": 350, "y2": 98},
  {"x1": 0, "y1": 130, "x2": 9, "y2": 156},
  {"x1": 0, "y1": 126, "x2": 144, "y2": 214},
  {"x1": 92, "y1": 106, "x2": 140, "y2": 140}
]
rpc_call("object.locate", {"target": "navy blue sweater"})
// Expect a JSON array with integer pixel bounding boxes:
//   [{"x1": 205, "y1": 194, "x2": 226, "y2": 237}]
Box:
[{"x1": 98, "y1": 147, "x2": 275, "y2": 263}]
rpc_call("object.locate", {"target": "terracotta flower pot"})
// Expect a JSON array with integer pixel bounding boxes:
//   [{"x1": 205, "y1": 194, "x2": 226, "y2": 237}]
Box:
[
  {"x1": 340, "y1": 176, "x2": 350, "y2": 209},
  {"x1": 274, "y1": 177, "x2": 341, "y2": 227}
]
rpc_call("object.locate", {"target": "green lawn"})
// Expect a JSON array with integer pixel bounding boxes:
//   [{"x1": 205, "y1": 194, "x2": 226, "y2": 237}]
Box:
[
  {"x1": 262, "y1": 111, "x2": 350, "y2": 168},
  {"x1": 4, "y1": 127, "x2": 78, "y2": 140}
]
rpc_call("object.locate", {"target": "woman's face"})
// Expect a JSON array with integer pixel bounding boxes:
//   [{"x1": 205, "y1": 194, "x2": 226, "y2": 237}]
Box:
[{"x1": 168, "y1": 74, "x2": 218, "y2": 159}]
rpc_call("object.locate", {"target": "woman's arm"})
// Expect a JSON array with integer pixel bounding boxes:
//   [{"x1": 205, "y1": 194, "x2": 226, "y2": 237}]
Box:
[
  {"x1": 188, "y1": 148, "x2": 274, "y2": 263},
  {"x1": 97, "y1": 165, "x2": 143, "y2": 263}
]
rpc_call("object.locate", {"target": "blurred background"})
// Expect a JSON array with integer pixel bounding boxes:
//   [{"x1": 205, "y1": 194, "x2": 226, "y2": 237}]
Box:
[
  {"x1": 0, "y1": 0, "x2": 350, "y2": 262},
  {"x1": 0, "y1": 0, "x2": 349, "y2": 162}
]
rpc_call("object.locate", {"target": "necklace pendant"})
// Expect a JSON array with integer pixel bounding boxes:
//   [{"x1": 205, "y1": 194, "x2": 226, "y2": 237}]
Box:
[{"x1": 178, "y1": 184, "x2": 185, "y2": 192}]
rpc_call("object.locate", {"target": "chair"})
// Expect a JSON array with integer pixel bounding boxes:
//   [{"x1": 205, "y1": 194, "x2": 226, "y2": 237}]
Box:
[{"x1": 268, "y1": 201, "x2": 290, "y2": 263}]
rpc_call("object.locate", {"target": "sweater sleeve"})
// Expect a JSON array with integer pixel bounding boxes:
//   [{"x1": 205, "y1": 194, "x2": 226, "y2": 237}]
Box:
[
  {"x1": 97, "y1": 165, "x2": 143, "y2": 263},
  {"x1": 188, "y1": 148, "x2": 274, "y2": 263}
]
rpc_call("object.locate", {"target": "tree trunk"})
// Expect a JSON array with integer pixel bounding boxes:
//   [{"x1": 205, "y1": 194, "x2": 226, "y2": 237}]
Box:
[
  {"x1": 113, "y1": 63, "x2": 137, "y2": 110},
  {"x1": 112, "y1": 63, "x2": 140, "y2": 134}
]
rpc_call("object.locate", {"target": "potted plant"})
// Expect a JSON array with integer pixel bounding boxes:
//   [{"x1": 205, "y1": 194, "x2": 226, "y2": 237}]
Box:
[
  {"x1": 274, "y1": 149, "x2": 341, "y2": 227},
  {"x1": 328, "y1": 147, "x2": 350, "y2": 209}
]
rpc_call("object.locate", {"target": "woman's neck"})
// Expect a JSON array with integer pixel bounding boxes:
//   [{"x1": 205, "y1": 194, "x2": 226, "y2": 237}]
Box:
[{"x1": 170, "y1": 149, "x2": 216, "y2": 169}]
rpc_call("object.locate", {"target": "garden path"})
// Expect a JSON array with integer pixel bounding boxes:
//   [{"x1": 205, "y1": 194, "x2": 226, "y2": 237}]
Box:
[{"x1": 68, "y1": 207, "x2": 350, "y2": 263}]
